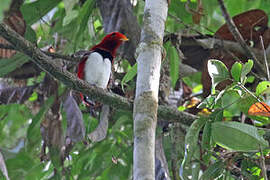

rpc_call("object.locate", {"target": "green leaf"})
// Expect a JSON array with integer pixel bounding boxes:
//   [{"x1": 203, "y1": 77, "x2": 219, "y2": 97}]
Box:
[
  {"x1": 28, "y1": 92, "x2": 38, "y2": 102},
  {"x1": 237, "y1": 95, "x2": 257, "y2": 114},
  {"x1": 231, "y1": 62, "x2": 242, "y2": 82},
  {"x1": 180, "y1": 117, "x2": 207, "y2": 179},
  {"x1": 181, "y1": 117, "x2": 207, "y2": 165},
  {"x1": 121, "y1": 63, "x2": 137, "y2": 90},
  {"x1": 207, "y1": 59, "x2": 230, "y2": 89},
  {"x1": 27, "y1": 96, "x2": 55, "y2": 147},
  {"x1": 202, "y1": 122, "x2": 211, "y2": 150},
  {"x1": 0, "y1": 53, "x2": 29, "y2": 77},
  {"x1": 63, "y1": 0, "x2": 79, "y2": 13},
  {"x1": 209, "y1": 110, "x2": 224, "y2": 122},
  {"x1": 74, "y1": 0, "x2": 95, "y2": 48},
  {"x1": 168, "y1": 46, "x2": 179, "y2": 88},
  {"x1": 212, "y1": 121, "x2": 268, "y2": 151},
  {"x1": 255, "y1": 81, "x2": 270, "y2": 96},
  {"x1": 5, "y1": 151, "x2": 37, "y2": 178},
  {"x1": 218, "y1": 90, "x2": 241, "y2": 117},
  {"x1": 241, "y1": 59, "x2": 253, "y2": 83},
  {"x1": 24, "y1": 25, "x2": 37, "y2": 43},
  {"x1": 49, "y1": 146, "x2": 62, "y2": 171},
  {"x1": 63, "y1": 10, "x2": 79, "y2": 26},
  {"x1": 191, "y1": 162, "x2": 200, "y2": 180},
  {"x1": 0, "y1": 104, "x2": 31, "y2": 150},
  {"x1": 0, "y1": 0, "x2": 11, "y2": 22},
  {"x1": 200, "y1": 161, "x2": 224, "y2": 180},
  {"x1": 246, "y1": 75, "x2": 255, "y2": 83},
  {"x1": 21, "y1": 0, "x2": 62, "y2": 25}
]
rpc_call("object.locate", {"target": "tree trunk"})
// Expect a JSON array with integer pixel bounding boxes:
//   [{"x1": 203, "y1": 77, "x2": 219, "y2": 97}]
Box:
[{"x1": 133, "y1": 0, "x2": 168, "y2": 179}]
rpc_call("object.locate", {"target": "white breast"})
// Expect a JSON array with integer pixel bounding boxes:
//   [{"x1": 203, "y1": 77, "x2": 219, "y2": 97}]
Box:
[{"x1": 84, "y1": 52, "x2": 111, "y2": 89}]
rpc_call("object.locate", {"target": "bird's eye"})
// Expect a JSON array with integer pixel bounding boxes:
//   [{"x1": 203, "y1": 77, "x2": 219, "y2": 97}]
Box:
[{"x1": 111, "y1": 32, "x2": 116, "y2": 37}]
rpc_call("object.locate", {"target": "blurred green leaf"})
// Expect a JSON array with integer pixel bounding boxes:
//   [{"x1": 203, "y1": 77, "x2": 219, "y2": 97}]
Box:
[
  {"x1": 121, "y1": 63, "x2": 137, "y2": 91},
  {"x1": 74, "y1": 0, "x2": 95, "y2": 48},
  {"x1": 166, "y1": 45, "x2": 179, "y2": 88},
  {"x1": 202, "y1": 122, "x2": 211, "y2": 150},
  {"x1": 6, "y1": 151, "x2": 40, "y2": 179},
  {"x1": 200, "y1": 161, "x2": 225, "y2": 180},
  {"x1": 0, "y1": 0, "x2": 11, "y2": 22},
  {"x1": 49, "y1": 146, "x2": 62, "y2": 171},
  {"x1": 0, "y1": 104, "x2": 31, "y2": 149},
  {"x1": 0, "y1": 53, "x2": 29, "y2": 77},
  {"x1": 24, "y1": 25, "x2": 37, "y2": 43},
  {"x1": 63, "y1": 10, "x2": 79, "y2": 26},
  {"x1": 212, "y1": 121, "x2": 268, "y2": 151},
  {"x1": 180, "y1": 117, "x2": 207, "y2": 178},
  {"x1": 207, "y1": 59, "x2": 230, "y2": 89},
  {"x1": 21, "y1": 0, "x2": 62, "y2": 25},
  {"x1": 63, "y1": 0, "x2": 79, "y2": 13},
  {"x1": 28, "y1": 92, "x2": 38, "y2": 101},
  {"x1": 218, "y1": 90, "x2": 241, "y2": 117},
  {"x1": 208, "y1": 109, "x2": 224, "y2": 122},
  {"x1": 26, "y1": 96, "x2": 55, "y2": 148}
]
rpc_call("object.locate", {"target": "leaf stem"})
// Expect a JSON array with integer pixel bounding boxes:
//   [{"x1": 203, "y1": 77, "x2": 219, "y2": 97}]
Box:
[
  {"x1": 237, "y1": 82, "x2": 262, "y2": 102},
  {"x1": 260, "y1": 36, "x2": 270, "y2": 81}
]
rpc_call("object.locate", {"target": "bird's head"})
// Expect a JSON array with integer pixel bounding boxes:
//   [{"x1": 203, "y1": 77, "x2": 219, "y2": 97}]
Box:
[{"x1": 91, "y1": 32, "x2": 128, "y2": 57}]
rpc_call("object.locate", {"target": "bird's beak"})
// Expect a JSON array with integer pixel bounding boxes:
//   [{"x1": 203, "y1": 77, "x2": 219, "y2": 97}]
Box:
[{"x1": 121, "y1": 35, "x2": 129, "y2": 41}]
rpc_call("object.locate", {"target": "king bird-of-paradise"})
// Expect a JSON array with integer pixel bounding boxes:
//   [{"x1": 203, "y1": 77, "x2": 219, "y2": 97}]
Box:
[{"x1": 77, "y1": 32, "x2": 128, "y2": 105}]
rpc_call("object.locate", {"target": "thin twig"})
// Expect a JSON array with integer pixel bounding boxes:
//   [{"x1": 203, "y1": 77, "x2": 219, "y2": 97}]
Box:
[
  {"x1": 260, "y1": 36, "x2": 270, "y2": 80},
  {"x1": 168, "y1": 13, "x2": 205, "y2": 35},
  {"x1": 217, "y1": 0, "x2": 266, "y2": 77},
  {"x1": 259, "y1": 145, "x2": 268, "y2": 180},
  {"x1": 237, "y1": 82, "x2": 262, "y2": 102}
]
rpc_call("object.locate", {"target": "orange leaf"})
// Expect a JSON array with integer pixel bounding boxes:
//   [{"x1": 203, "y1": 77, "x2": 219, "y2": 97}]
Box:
[{"x1": 248, "y1": 102, "x2": 270, "y2": 117}]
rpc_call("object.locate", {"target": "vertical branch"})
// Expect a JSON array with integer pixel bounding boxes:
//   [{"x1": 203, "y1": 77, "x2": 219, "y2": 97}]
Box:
[
  {"x1": 259, "y1": 146, "x2": 268, "y2": 180},
  {"x1": 260, "y1": 36, "x2": 270, "y2": 80},
  {"x1": 133, "y1": 0, "x2": 168, "y2": 179}
]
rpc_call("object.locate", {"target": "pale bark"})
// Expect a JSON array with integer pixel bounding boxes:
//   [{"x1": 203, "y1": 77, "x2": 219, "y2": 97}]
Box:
[{"x1": 133, "y1": 0, "x2": 168, "y2": 179}]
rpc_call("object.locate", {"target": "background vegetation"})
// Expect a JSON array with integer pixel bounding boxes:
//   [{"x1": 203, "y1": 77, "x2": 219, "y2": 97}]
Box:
[{"x1": 0, "y1": 0, "x2": 270, "y2": 179}]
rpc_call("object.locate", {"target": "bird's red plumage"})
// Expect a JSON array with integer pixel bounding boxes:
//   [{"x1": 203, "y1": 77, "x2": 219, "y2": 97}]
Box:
[
  {"x1": 77, "y1": 58, "x2": 87, "y2": 80},
  {"x1": 77, "y1": 32, "x2": 128, "y2": 80},
  {"x1": 90, "y1": 32, "x2": 128, "y2": 57}
]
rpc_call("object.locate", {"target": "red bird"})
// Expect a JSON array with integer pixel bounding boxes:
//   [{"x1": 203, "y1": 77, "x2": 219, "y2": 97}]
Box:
[{"x1": 77, "y1": 32, "x2": 128, "y2": 105}]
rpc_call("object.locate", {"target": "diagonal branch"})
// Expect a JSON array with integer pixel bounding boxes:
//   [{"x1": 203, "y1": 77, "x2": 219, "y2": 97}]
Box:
[
  {"x1": 217, "y1": 0, "x2": 266, "y2": 76},
  {"x1": 0, "y1": 22, "x2": 196, "y2": 125}
]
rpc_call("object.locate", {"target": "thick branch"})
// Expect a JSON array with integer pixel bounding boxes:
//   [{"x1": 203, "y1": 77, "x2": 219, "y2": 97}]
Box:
[
  {"x1": 0, "y1": 22, "x2": 196, "y2": 125},
  {"x1": 189, "y1": 37, "x2": 268, "y2": 63},
  {"x1": 44, "y1": 51, "x2": 80, "y2": 62}
]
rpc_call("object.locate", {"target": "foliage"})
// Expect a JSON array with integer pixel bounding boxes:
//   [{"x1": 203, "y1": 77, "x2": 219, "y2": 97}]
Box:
[
  {"x1": 1, "y1": 0, "x2": 270, "y2": 179},
  {"x1": 182, "y1": 59, "x2": 270, "y2": 179}
]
